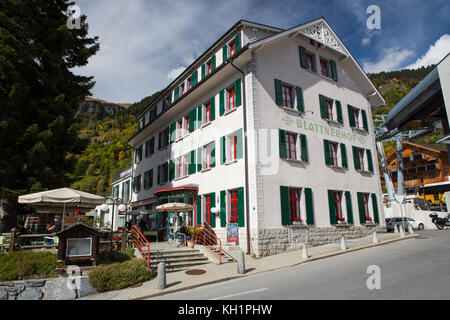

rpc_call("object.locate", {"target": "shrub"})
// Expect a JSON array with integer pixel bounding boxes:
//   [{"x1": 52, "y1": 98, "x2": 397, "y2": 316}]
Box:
[
  {"x1": 88, "y1": 259, "x2": 153, "y2": 292},
  {"x1": 0, "y1": 251, "x2": 58, "y2": 281}
]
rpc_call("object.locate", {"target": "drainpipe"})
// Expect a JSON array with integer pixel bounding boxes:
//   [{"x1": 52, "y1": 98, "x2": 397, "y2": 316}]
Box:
[{"x1": 230, "y1": 58, "x2": 251, "y2": 255}]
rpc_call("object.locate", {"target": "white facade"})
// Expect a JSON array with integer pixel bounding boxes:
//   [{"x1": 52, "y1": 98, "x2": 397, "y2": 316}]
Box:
[{"x1": 128, "y1": 19, "x2": 386, "y2": 256}]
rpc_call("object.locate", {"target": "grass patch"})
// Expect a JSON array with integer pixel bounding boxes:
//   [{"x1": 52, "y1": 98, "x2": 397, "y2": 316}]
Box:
[
  {"x1": 88, "y1": 259, "x2": 153, "y2": 292},
  {"x1": 0, "y1": 251, "x2": 58, "y2": 281},
  {"x1": 97, "y1": 248, "x2": 135, "y2": 265}
]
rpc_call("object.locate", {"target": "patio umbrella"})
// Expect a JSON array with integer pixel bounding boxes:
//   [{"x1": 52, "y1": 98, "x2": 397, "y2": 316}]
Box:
[
  {"x1": 18, "y1": 187, "x2": 105, "y2": 207},
  {"x1": 156, "y1": 202, "x2": 193, "y2": 212}
]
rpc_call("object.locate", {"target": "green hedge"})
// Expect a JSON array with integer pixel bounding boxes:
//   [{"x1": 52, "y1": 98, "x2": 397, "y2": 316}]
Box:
[
  {"x1": 97, "y1": 248, "x2": 134, "y2": 265},
  {"x1": 0, "y1": 251, "x2": 58, "y2": 281},
  {"x1": 88, "y1": 259, "x2": 153, "y2": 292}
]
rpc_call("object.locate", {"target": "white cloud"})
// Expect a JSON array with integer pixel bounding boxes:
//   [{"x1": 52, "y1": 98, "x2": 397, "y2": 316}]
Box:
[
  {"x1": 406, "y1": 34, "x2": 450, "y2": 69},
  {"x1": 167, "y1": 66, "x2": 186, "y2": 81},
  {"x1": 362, "y1": 48, "x2": 415, "y2": 73}
]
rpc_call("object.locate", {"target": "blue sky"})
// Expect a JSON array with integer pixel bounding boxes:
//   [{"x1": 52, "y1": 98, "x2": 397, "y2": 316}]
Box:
[{"x1": 73, "y1": 0, "x2": 450, "y2": 103}]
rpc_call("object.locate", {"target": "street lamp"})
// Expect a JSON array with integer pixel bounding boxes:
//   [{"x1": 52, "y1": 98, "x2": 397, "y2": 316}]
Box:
[{"x1": 101, "y1": 196, "x2": 126, "y2": 249}]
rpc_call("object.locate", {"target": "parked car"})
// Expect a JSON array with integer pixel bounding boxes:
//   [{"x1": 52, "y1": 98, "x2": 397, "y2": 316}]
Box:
[{"x1": 385, "y1": 217, "x2": 425, "y2": 232}]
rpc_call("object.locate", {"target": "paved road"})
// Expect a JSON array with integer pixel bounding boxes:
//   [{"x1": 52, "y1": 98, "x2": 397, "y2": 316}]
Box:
[{"x1": 150, "y1": 230, "x2": 450, "y2": 300}]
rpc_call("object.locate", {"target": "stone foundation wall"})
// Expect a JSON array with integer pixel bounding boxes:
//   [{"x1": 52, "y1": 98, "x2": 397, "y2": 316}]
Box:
[
  {"x1": 0, "y1": 276, "x2": 96, "y2": 300},
  {"x1": 250, "y1": 224, "x2": 385, "y2": 257}
]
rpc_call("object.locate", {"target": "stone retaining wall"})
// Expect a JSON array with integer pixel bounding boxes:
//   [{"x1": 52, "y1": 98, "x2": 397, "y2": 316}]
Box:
[
  {"x1": 251, "y1": 224, "x2": 386, "y2": 257},
  {"x1": 0, "y1": 276, "x2": 96, "y2": 300}
]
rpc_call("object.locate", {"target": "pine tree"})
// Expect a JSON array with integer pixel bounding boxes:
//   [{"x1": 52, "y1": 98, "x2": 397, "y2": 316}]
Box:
[{"x1": 0, "y1": 1, "x2": 99, "y2": 203}]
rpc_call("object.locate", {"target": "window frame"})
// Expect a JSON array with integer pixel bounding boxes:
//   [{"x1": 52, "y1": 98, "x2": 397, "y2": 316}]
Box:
[
  {"x1": 226, "y1": 85, "x2": 236, "y2": 113},
  {"x1": 229, "y1": 189, "x2": 238, "y2": 223},
  {"x1": 203, "y1": 143, "x2": 212, "y2": 170},
  {"x1": 320, "y1": 57, "x2": 331, "y2": 78},
  {"x1": 329, "y1": 142, "x2": 339, "y2": 166},
  {"x1": 228, "y1": 40, "x2": 236, "y2": 57},
  {"x1": 203, "y1": 101, "x2": 211, "y2": 124},
  {"x1": 282, "y1": 83, "x2": 294, "y2": 109},
  {"x1": 305, "y1": 51, "x2": 316, "y2": 72},
  {"x1": 334, "y1": 191, "x2": 343, "y2": 220},
  {"x1": 204, "y1": 194, "x2": 211, "y2": 225},
  {"x1": 289, "y1": 187, "x2": 302, "y2": 223},
  {"x1": 286, "y1": 132, "x2": 298, "y2": 160}
]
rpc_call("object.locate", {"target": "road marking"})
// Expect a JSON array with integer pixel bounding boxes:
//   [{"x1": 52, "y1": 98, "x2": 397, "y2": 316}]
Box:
[{"x1": 210, "y1": 287, "x2": 268, "y2": 300}]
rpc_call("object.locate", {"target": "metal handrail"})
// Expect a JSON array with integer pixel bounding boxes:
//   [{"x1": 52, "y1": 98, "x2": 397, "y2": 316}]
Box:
[
  {"x1": 130, "y1": 225, "x2": 150, "y2": 269},
  {"x1": 193, "y1": 224, "x2": 221, "y2": 264}
]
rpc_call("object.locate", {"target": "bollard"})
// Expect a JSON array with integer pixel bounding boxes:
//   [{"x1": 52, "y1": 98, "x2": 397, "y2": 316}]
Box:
[
  {"x1": 157, "y1": 262, "x2": 166, "y2": 289},
  {"x1": 399, "y1": 225, "x2": 405, "y2": 238},
  {"x1": 237, "y1": 251, "x2": 245, "y2": 274},
  {"x1": 372, "y1": 231, "x2": 378, "y2": 244},
  {"x1": 302, "y1": 243, "x2": 309, "y2": 259},
  {"x1": 340, "y1": 236, "x2": 347, "y2": 251},
  {"x1": 408, "y1": 224, "x2": 414, "y2": 234}
]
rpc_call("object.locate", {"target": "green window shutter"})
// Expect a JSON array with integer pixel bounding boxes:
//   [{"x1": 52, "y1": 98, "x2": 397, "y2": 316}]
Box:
[
  {"x1": 212, "y1": 55, "x2": 216, "y2": 71},
  {"x1": 170, "y1": 122, "x2": 176, "y2": 143},
  {"x1": 169, "y1": 160, "x2": 175, "y2": 181},
  {"x1": 372, "y1": 194, "x2": 379, "y2": 224},
  {"x1": 132, "y1": 179, "x2": 135, "y2": 193},
  {"x1": 279, "y1": 129, "x2": 286, "y2": 159},
  {"x1": 219, "y1": 89, "x2": 225, "y2": 116},
  {"x1": 305, "y1": 188, "x2": 314, "y2": 225},
  {"x1": 236, "y1": 129, "x2": 243, "y2": 159},
  {"x1": 134, "y1": 149, "x2": 137, "y2": 163},
  {"x1": 274, "y1": 79, "x2": 283, "y2": 106},
  {"x1": 201, "y1": 63, "x2": 205, "y2": 79},
  {"x1": 157, "y1": 166, "x2": 160, "y2": 185},
  {"x1": 300, "y1": 134, "x2": 308, "y2": 162},
  {"x1": 189, "y1": 150, "x2": 196, "y2": 174},
  {"x1": 299, "y1": 46, "x2": 307, "y2": 69},
  {"x1": 357, "y1": 192, "x2": 365, "y2": 224},
  {"x1": 220, "y1": 136, "x2": 226, "y2": 164},
  {"x1": 235, "y1": 78, "x2": 242, "y2": 107},
  {"x1": 191, "y1": 70, "x2": 198, "y2": 86},
  {"x1": 121, "y1": 182, "x2": 124, "y2": 200},
  {"x1": 280, "y1": 186, "x2": 290, "y2": 226},
  {"x1": 235, "y1": 32, "x2": 241, "y2": 52},
  {"x1": 174, "y1": 86, "x2": 179, "y2": 100},
  {"x1": 137, "y1": 120, "x2": 141, "y2": 131},
  {"x1": 348, "y1": 105, "x2": 355, "y2": 127},
  {"x1": 197, "y1": 147, "x2": 202, "y2": 172},
  {"x1": 197, "y1": 105, "x2": 202, "y2": 128},
  {"x1": 336, "y1": 100, "x2": 343, "y2": 123},
  {"x1": 330, "y1": 60, "x2": 338, "y2": 81},
  {"x1": 324, "y1": 139, "x2": 331, "y2": 165},
  {"x1": 210, "y1": 192, "x2": 216, "y2": 227},
  {"x1": 210, "y1": 95, "x2": 216, "y2": 121},
  {"x1": 319, "y1": 94, "x2": 327, "y2": 119},
  {"x1": 341, "y1": 143, "x2": 348, "y2": 168},
  {"x1": 165, "y1": 127, "x2": 169, "y2": 146},
  {"x1": 367, "y1": 149, "x2": 374, "y2": 172},
  {"x1": 296, "y1": 86, "x2": 304, "y2": 112},
  {"x1": 328, "y1": 190, "x2": 337, "y2": 225},
  {"x1": 222, "y1": 45, "x2": 228, "y2": 62},
  {"x1": 345, "y1": 191, "x2": 353, "y2": 224},
  {"x1": 362, "y1": 110, "x2": 368, "y2": 131},
  {"x1": 237, "y1": 187, "x2": 244, "y2": 227},
  {"x1": 197, "y1": 195, "x2": 202, "y2": 225},
  {"x1": 189, "y1": 108, "x2": 196, "y2": 133},
  {"x1": 352, "y1": 146, "x2": 360, "y2": 170},
  {"x1": 211, "y1": 141, "x2": 216, "y2": 168},
  {"x1": 220, "y1": 190, "x2": 226, "y2": 227}
]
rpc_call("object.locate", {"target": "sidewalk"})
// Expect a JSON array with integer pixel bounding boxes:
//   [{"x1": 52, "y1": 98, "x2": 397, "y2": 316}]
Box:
[{"x1": 78, "y1": 231, "x2": 418, "y2": 300}]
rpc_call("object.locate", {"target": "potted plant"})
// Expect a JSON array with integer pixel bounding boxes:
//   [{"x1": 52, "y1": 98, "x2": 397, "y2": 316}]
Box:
[{"x1": 186, "y1": 227, "x2": 203, "y2": 249}]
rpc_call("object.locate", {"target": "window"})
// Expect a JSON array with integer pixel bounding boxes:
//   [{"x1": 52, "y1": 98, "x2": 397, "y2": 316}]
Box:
[
  {"x1": 164, "y1": 95, "x2": 171, "y2": 109},
  {"x1": 134, "y1": 175, "x2": 141, "y2": 192},
  {"x1": 320, "y1": 58, "x2": 331, "y2": 77},
  {"x1": 306, "y1": 52, "x2": 316, "y2": 72},
  {"x1": 330, "y1": 142, "x2": 339, "y2": 166},
  {"x1": 203, "y1": 143, "x2": 212, "y2": 169},
  {"x1": 183, "y1": 154, "x2": 189, "y2": 177},
  {"x1": 228, "y1": 134, "x2": 237, "y2": 161},
  {"x1": 180, "y1": 82, "x2": 185, "y2": 95},
  {"x1": 357, "y1": 148, "x2": 365, "y2": 171},
  {"x1": 282, "y1": 83, "x2": 293, "y2": 109},
  {"x1": 203, "y1": 102, "x2": 211, "y2": 124},
  {"x1": 176, "y1": 157, "x2": 183, "y2": 179},
  {"x1": 135, "y1": 145, "x2": 143, "y2": 163},
  {"x1": 353, "y1": 108, "x2": 360, "y2": 128},
  {"x1": 286, "y1": 132, "x2": 297, "y2": 160},
  {"x1": 183, "y1": 114, "x2": 190, "y2": 137},
  {"x1": 226, "y1": 85, "x2": 236, "y2": 112},
  {"x1": 176, "y1": 119, "x2": 183, "y2": 140},
  {"x1": 228, "y1": 40, "x2": 236, "y2": 57},
  {"x1": 204, "y1": 194, "x2": 211, "y2": 225},
  {"x1": 362, "y1": 193, "x2": 370, "y2": 220},
  {"x1": 229, "y1": 189, "x2": 238, "y2": 223},
  {"x1": 187, "y1": 77, "x2": 192, "y2": 90},
  {"x1": 144, "y1": 170, "x2": 153, "y2": 190},
  {"x1": 334, "y1": 191, "x2": 343, "y2": 220},
  {"x1": 289, "y1": 188, "x2": 302, "y2": 222},
  {"x1": 325, "y1": 98, "x2": 334, "y2": 121},
  {"x1": 206, "y1": 60, "x2": 213, "y2": 75},
  {"x1": 158, "y1": 163, "x2": 168, "y2": 184}
]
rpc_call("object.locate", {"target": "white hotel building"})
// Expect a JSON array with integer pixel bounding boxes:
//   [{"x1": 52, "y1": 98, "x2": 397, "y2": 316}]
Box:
[{"x1": 127, "y1": 18, "x2": 386, "y2": 257}]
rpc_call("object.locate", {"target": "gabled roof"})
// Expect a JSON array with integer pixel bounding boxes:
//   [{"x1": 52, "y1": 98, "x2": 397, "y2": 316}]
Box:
[
  {"x1": 386, "y1": 141, "x2": 447, "y2": 164},
  {"x1": 248, "y1": 17, "x2": 385, "y2": 106}
]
